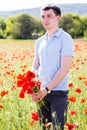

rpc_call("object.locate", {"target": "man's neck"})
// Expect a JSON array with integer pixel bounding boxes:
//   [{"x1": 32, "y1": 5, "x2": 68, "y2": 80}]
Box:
[{"x1": 47, "y1": 27, "x2": 59, "y2": 39}]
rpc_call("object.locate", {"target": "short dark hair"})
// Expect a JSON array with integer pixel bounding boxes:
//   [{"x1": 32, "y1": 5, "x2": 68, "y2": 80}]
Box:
[{"x1": 41, "y1": 4, "x2": 61, "y2": 16}]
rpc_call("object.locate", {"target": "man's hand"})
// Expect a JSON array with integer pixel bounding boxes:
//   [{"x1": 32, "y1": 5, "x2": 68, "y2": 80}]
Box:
[{"x1": 31, "y1": 89, "x2": 47, "y2": 102}]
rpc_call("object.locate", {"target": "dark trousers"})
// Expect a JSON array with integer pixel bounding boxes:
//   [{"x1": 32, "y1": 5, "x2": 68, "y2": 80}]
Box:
[{"x1": 39, "y1": 91, "x2": 68, "y2": 130}]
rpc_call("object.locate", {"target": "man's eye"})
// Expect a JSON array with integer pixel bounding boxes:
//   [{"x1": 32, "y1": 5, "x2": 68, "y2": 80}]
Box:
[
  {"x1": 47, "y1": 15, "x2": 51, "y2": 18},
  {"x1": 47, "y1": 15, "x2": 55, "y2": 18},
  {"x1": 47, "y1": 16, "x2": 51, "y2": 18},
  {"x1": 42, "y1": 16, "x2": 44, "y2": 18}
]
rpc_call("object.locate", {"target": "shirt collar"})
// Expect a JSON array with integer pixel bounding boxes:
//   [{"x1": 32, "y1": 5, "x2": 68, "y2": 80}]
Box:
[
  {"x1": 44, "y1": 28, "x2": 63, "y2": 39},
  {"x1": 54, "y1": 28, "x2": 63, "y2": 37}
]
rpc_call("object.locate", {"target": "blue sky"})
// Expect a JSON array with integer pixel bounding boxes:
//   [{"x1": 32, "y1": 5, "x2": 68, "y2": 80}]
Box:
[{"x1": 0, "y1": 0, "x2": 86, "y2": 11}]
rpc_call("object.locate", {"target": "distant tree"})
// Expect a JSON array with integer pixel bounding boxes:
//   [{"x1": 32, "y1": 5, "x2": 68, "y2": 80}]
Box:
[
  {"x1": 32, "y1": 18, "x2": 45, "y2": 35},
  {"x1": 0, "y1": 17, "x2": 6, "y2": 30},
  {"x1": 81, "y1": 16, "x2": 87, "y2": 38},
  {"x1": 6, "y1": 13, "x2": 42, "y2": 39},
  {"x1": 5, "y1": 16, "x2": 16, "y2": 37},
  {"x1": 0, "y1": 29, "x2": 4, "y2": 38},
  {"x1": 59, "y1": 13, "x2": 74, "y2": 32},
  {"x1": 71, "y1": 14, "x2": 83, "y2": 38},
  {"x1": 16, "y1": 14, "x2": 35, "y2": 38},
  {"x1": 10, "y1": 22, "x2": 23, "y2": 39},
  {"x1": 59, "y1": 13, "x2": 84, "y2": 38},
  {"x1": 0, "y1": 17, "x2": 6, "y2": 38}
]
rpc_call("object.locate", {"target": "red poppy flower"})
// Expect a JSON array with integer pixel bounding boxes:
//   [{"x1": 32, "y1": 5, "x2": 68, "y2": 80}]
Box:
[
  {"x1": 25, "y1": 70, "x2": 35, "y2": 80},
  {"x1": 16, "y1": 70, "x2": 41, "y2": 98},
  {"x1": 70, "y1": 110, "x2": 77, "y2": 116},
  {"x1": 68, "y1": 83, "x2": 74, "y2": 88},
  {"x1": 68, "y1": 96, "x2": 76, "y2": 102},
  {"x1": 31, "y1": 112, "x2": 40, "y2": 121},
  {"x1": 80, "y1": 98, "x2": 86, "y2": 103},
  {"x1": 84, "y1": 81, "x2": 87, "y2": 86},
  {"x1": 0, "y1": 90, "x2": 9, "y2": 96},
  {"x1": 19, "y1": 90, "x2": 25, "y2": 98},
  {"x1": 84, "y1": 109, "x2": 87, "y2": 114},
  {"x1": 75, "y1": 88, "x2": 81, "y2": 93},
  {"x1": 0, "y1": 105, "x2": 3, "y2": 108},
  {"x1": 65, "y1": 123, "x2": 74, "y2": 130}
]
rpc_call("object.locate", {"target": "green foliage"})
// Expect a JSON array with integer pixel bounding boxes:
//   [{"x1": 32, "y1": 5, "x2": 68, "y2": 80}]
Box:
[
  {"x1": 84, "y1": 29, "x2": 87, "y2": 38},
  {"x1": 5, "y1": 14, "x2": 44, "y2": 39},
  {"x1": 59, "y1": 13, "x2": 74, "y2": 32},
  {"x1": 0, "y1": 17, "x2": 6, "y2": 38},
  {"x1": 0, "y1": 17, "x2": 6, "y2": 31},
  {"x1": 5, "y1": 16, "x2": 16, "y2": 36},
  {"x1": 1, "y1": 13, "x2": 87, "y2": 39},
  {"x1": 81, "y1": 16, "x2": 87, "y2": 38},
  {"x1": 0, "y1": 29, "x2": 4, "y2": 38},
  {"x1": 59, "y1": 13, "x2": 85, "y2": 38},
  {"x1": 71, "y1": 14, "x2": 83, "y2": 38}
]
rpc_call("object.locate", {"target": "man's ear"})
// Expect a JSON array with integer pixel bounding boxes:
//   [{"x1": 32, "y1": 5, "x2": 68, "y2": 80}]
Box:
[{"x1": 57, "y1": 15, "x2": 61, "y2": 21}]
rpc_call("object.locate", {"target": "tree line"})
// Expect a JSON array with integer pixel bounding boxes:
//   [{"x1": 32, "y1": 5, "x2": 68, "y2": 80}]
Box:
[{"x1": 0, "y1": 13, "x2": 87, "y2": 39}]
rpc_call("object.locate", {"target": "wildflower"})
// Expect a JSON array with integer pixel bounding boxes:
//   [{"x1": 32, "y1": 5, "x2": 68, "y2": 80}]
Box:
[
  {"x1": 19, "y1": 90, "x2": 25, "y2": 98},
  {"x1": 70, "y1": 110, "x2": 77, "y2": 117},
  {"x1": 80, "y1": 98, "x2": 86, "y2": 103},
  {"x1": 16, "y1": 70, "x2": 41, "y2": 98},
  {"x1": 0, "y1": 90, "x2": 9, "y2": 97},
  {"x1": 31, "y1": 112, "x2": 40, "y2": 121},
  {"x1": 68, "y1": 83, "x2": 74, "y2": 88},
  {"x1": 74, "y1": 122, "x2": 79, "y2": 128},
  {"x1": 84, "y1": 80, "x2": 87, "y2": 86},
  {"x1": 65, "y1": 123, "x2": 74, "y2": 130},
  {"x1": 0, "y1": 105, "x2": 3, "y2": 108},
  {"x1": 75, "y1": 88, "x2": 81, "y2": 93},
  {"x1": 30, "y1": 120, "x2": 35, "y2": 126},
  {"x1": 78, "y1": 76, "x2": 83, "y2": 80},
  {"x1": 68, "y1": 96, "x2": 76, "y2": 102},
  {"x1": 30, "y1": 112, "x2": 40, "y2": 126},
  {"x1": 84, "y1": 109, "x2": 87, "y2": 114}
]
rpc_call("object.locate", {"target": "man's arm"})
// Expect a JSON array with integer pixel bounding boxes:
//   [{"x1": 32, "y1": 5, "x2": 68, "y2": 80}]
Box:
[
  {"x1": 32, "y1": 56, "x2": 73, "y2": 102},
  {"x1": 31, "y1": 55, "x2": 40, "y2": 72},
  {"x1": 36, "y1": 56, "x2": 73, "y2": 101},
  {"x1": 47, "y1": 56, "x2": 73, "y2": 91}
]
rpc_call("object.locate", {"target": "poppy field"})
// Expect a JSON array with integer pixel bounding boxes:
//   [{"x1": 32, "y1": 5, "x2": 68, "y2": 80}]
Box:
[{"x1": 0, "y1": 39, "x2": 87, "y2": 130}]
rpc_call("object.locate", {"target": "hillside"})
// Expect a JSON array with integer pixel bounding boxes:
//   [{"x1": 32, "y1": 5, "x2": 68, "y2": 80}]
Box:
[{"x1": 0, "y1": 3, "x2": 87, "y2": 19}]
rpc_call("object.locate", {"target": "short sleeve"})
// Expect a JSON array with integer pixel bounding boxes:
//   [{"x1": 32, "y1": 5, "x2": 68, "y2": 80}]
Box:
[
  {"x1": 61, "y1": 35, "x2": 74, "y2": 57},
  {"x1": 35, "y1": 40, "x2": 39, "y2": 56}
]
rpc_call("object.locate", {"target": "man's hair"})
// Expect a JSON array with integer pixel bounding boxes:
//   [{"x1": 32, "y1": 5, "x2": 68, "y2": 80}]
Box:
[{"x1": 41, "y1": 4, "x2": 61, "y2": 16}]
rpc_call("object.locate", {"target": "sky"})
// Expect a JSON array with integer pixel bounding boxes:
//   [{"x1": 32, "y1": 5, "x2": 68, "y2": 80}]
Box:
[{"x1": 0, "y1": 0, "x2": 87, "y2": 11}]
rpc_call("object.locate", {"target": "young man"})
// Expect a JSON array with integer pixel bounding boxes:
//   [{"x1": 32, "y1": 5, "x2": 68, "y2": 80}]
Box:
[{"x1": 32, "y1": 4, "x2": 74, "y2": 130}]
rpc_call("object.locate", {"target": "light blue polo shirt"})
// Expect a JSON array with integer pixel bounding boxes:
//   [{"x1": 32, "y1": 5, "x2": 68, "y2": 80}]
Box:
[{"x1": 35, "y1": 28, "x2": 74, "y2": 91}]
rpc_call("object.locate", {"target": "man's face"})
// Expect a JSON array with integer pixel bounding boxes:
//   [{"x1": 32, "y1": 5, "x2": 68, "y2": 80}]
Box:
[{"x1": 41, "y1": 9, "x2": 60, "y2": 30}]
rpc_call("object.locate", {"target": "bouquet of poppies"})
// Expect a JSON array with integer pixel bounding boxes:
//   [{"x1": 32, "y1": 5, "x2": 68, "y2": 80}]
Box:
[
  {"x1": 15, "y1": 70, "x2": 43, "y2": 125},
  {"x1": 16, "y1": 70, "x2": 41, "y2": 98}
]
